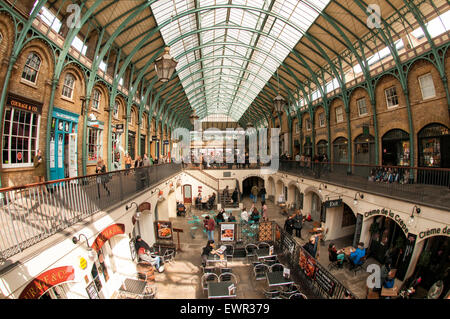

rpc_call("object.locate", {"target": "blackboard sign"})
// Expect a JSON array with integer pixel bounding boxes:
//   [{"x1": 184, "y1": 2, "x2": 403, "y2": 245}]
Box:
[
  {"x1": 325, "y1": 199, "x2": 342, "y2": 208},
  {"x1": 86, "y1": 281, "x2": 100, "y2": 299},
  {"x1": 314, "y1": 267, "x2": 336, "y2": 297},
  {"x1": 352, "y1": 213, "x2": 364, "y2": 248}
]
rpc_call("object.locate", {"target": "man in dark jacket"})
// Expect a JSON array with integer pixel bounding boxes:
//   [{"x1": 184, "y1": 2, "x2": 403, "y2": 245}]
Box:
[
  {"x1": 231, "y1": 188, "x2": 239, "y2": 207},
  {"x1": 284, "y1": 215, "x2": 294, "y2": 236},
  {"x1": 292, "y1": 211, "x2": 303, "y2": 239}
]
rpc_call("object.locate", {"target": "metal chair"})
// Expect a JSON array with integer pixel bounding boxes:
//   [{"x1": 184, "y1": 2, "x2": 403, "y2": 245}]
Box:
[
  {"x1": 270, "y1": 263, "x2": 285, "y2": 273},
  {"x1": 163, "y1": 249, "x2": 175, "y2": 264},
  {"x1": 202, "y1": 265, "x2": 216, "y2": 274},
  {"x1": 289, "y1": 292, "x2": 308, "y2": 299},
  {"x1": 279, "y1": 284, "x2": 300, "y2": 299},
  {"x1": 225, "y1": 245, "x2": 234, "y2": 263},
  {"x1": 201, "y1": 272, "x2": 219, "y2": 295},
  {"x1": 263, "y1": 287, "x2": 281, "y2": 299},
  {"x1": 253, "y1": 263, "x2": 269, "y2": 281},
  {"x1": 219, "y1": 272, "x2": 238, "y2": 285},
  {"x1": 220, "y1": 267, "x2": 232, "y2": 274},
  {"x1": 245, "y1": 244, "x2": 258, "y2": 264},
  {"x1": 258, "y1": 242, "x2": 270, "y2": 250}
]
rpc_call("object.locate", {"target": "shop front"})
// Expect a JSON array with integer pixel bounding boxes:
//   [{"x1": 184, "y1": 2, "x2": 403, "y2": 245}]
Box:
[
  {"x1": 354, "y1": 134, "x2": 375, "y2": 176},
  {"x1": 111, "y1": 124, "x2": 124, "y2": 171},
  {"x1": 363, "y1": 209, "x2": 416, "y2": 281},
  {"x1": 417, "y1": 123, "x2": 449, "y2": 186},
  {"x1": 49, "y1": 107, "x2": 79, "y2": 181},
  {"x1": 316, "y1": 140, "x2": 328, "y2": 157},
  {"x1": 381, "y1": 129, "x2": 410, "y2": 166},
  {"x1": 128, "y1": 130, "x2": 136, "y2": 160}
]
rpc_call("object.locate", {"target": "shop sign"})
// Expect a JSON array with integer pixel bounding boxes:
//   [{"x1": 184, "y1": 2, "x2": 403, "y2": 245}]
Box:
[
  {"x1": 91, "y1": 223, "x2": 125, "y2": 252},
  {"x1": 7, "y1": 93, "x2": 43, "y2": 114},
  {"x1": 364, "y1": 208, "x2": 409, "y2": 235},
  {"x1": 115, "y1": 124, "x2": 124, "y2": 133},
  {"x1": 79, "y1": 257, "x2": 87, "y2": 270},
  {"x1": 419, "y1": 226, "x2": 450, "y2": 240},
  {"x1": 324, "y1": 199, "x2": 342, "y2": 208},
  {"x1": 163, "y1": 140, "x2": 169, "y2": 144},
  {"x1": 19, "y1": 266, "x2": 75, "y2": 299},
  {"x1": 152, "y1": 135, "x2": 158, "y2": 141}
]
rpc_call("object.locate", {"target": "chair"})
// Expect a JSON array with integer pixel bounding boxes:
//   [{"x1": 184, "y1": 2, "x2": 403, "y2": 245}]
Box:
[
  {"x1": 289, "y1": 292, "x2": 308, "y2": 299},
  {"x1": 202, "y1": 265, "x2": 216, "y2": 274},
  {"x1": 263, "y1": 287, "x2": 281, "y2": 299},
  {"x1": 220, "y1": 267, "x2": 232, "y2": 274},
  {"x1": 258, "y1": 242, "x2": 270, "y2": 250},
  {"x1": 225, "y1": 245, "x2": 234, "y2": 263},
  {"x1": 353, "y1": 255, "x2": 368, "y2": 276},
  {"x1": 201, "y1": 272, "x2": 219, "y2": 295},
  {"x1": 270, "y1": 263, "x2": 285, "y2": 273},
  {"x1": 163, "y1": 249, "x2": 175, "y2": 264},
  {"x1": 219, "y1": 272, "x2": 238, "y2": 285},
  {"x1": 280, "y1": 285, "x2": 300, "y2": 299},
  {"x1": 245, "y1": 244, "x2": 258, "y2": 264},
  {"x1": 253, "y1": 263, "x2": 269, "y2": 281}
]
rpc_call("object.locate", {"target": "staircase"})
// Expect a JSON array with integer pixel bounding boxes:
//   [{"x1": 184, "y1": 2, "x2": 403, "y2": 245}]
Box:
[
  {"x1": 218, "y1": 179, "x2": 241, "y2": 208},
  {"x1": 184, "y1": 169, "x2": 219, "y2": 191}
]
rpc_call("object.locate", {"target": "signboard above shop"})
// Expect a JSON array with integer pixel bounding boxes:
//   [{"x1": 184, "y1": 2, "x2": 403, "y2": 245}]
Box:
[
  {"x1": 7, "y1": 93, "x2": 43, "y2": 114},
  {"x1": 325, "y1": 199, "x2": 342, "y2": 208}
]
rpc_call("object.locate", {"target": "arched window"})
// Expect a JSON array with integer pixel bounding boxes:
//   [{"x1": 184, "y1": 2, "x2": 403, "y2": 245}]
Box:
[
  {"x1": 21, "y1": 52, "x2": 41, "y2": 83},
  {"x1": 61, "y1": 73, "x2": 75, "y2": 99},
  {"x1": 92, "y1": 89, "x2": 101, "y2": 110}
]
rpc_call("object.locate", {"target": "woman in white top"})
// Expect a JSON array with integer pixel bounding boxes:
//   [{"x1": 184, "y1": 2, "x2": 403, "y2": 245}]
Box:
[{"x1": 241, "y1": 208, "x2": 249, "y2": 222}]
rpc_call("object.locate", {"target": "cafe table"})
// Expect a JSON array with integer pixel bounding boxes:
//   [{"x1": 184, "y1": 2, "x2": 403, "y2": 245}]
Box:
[
  {"x1": 256, "y1": 248, "x2": 273, "y2": 261},
  {"x1": 207, "y1": 253, "x2": 227, "y2": 267},
  {"x1": 266, "y1": 271, "x2": 294, "y2": 288},
  {"x1": 207, "y1": 282, "x2": 236, "y2": 299},
  {"x1": 343, "y1": 246, "x2": 354, "y2": 256},
  {"x1": 381, "y1": 283, "x2": 400, "y2": 298},
  {"x1": 118, "y1": 278, "x2": 147, "y2": 298}
]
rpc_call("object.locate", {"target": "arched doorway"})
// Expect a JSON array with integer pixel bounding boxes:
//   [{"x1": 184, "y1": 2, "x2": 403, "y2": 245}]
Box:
[
  {"x1": 418, "y1": 123, "x2": 449, "y2": 168},
  {"x1": 332, "y1": 137, "x2": 348, "y2": 163},
  {"x1": 382, "y1": 129, "x2": 410, "y2": 166},
  {"x1": 354, "y1": 134, "x2": 375, "y2": 176},
  {"x1": 287, "y1": 184, "x2": 303, "y2": 210},
  {"x1": 304, "y1": 191, "x2": 322, "y2": 222},
  {"x1": 267, "y1": 177, "x2": 275, "y2": 202},
  {"x1": 316, "y1": 139, "x2": 328, "y2": 156},
  {"x1": 242, "y1": 176, "x2": 265, "y2": 197},
  {"x1": 412, "y1": 235, "x2": 450, "y2": 298}
]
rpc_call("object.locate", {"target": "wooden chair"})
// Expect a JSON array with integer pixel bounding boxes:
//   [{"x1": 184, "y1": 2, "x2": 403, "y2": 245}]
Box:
[{"x1": 353, "y1": 255, "x2": 368, "y2": 276}]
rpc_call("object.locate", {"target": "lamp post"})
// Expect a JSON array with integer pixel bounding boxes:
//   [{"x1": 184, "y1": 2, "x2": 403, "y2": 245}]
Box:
[{"x1": 154, "y1": 47, "x2": 178, "y2": 82}]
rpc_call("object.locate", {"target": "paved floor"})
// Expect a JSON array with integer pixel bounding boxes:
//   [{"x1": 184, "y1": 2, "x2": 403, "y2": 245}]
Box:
[{"x1": 150, "y1": 196, "x2": 373, "y2": 299}]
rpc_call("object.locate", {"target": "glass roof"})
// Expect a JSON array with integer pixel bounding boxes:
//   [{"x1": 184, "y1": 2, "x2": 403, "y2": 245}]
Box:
[{"x1": 151, "y1": 0, "x2": 331, "y2": 121}]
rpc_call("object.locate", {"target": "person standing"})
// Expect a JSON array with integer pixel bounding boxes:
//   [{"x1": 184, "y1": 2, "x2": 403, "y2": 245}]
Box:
[
  {"x1": 134, "y1": 156, "x2": 143, "y2": 168},
  {"x1": 251, "y1": 185, "x2": 259, "y2": 203},
  {"x1": 284, "y1": 215, "x2": 294, "y2": 236},
  {"x1": 292, "y1": 210, "x2": 303, "y2": 239},
  {"x1": 231, "y1": 188, "x2": 239, "y2": 207},
  {"x1": 259, "y1": 186, "x2": 266, "y2": 203},
  {"x1": 125, "y1": 153, "x2": 132, "y2": 171},
  {"x1": 261, "y1": 201, "x2": 268, "y2": 221},
  {"x1": 96, "y1": 158, "x2": 110, "y2": 198},
  {"x1": 142, "y1": 154, "x2": 151, "y2": 166},
  {"x1": 204, "y1": 216, "x2": 215, "y2": 241},
  {"x1": 33, "y1": 149, "x2": 45, "y2": 184}
]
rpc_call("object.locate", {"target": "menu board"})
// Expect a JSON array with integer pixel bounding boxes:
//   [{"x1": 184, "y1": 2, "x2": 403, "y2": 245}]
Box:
[
  {"x1": 298, "y1": 248, "x2": 316, "y2": 279},
  {"x1": 314, "y1": 267, "x2": 336, "y2": 297},
  {"x1": 154, "y1": 221, "x2": 173, "y2": 241},
  {"x1": 220, "y1": 223, "x2": 236, "y2": 242}
]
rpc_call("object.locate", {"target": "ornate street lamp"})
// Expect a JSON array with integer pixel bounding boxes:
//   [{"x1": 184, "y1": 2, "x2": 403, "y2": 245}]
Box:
[{"x1": 154, "y1": 47, "x2": 178, "y2": 82}]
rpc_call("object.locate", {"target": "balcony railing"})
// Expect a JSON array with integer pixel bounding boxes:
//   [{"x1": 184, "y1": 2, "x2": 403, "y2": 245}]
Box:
[
  {"x1": 0, "y1": 163, "x2": 182, "y2": 262},
  {"x1": 278, "y1": 160, "x2": 450, "y2": 211}
]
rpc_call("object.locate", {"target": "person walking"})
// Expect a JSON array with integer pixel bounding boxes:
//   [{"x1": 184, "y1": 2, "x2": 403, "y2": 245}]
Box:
[
  {"x1": 292, "y1": 210, "x2": 304, "y2": 239},
  {"x1": 251, "y1": 185, "x2": 259, "y2": 203},
  {"x1": 259, "y1": 186, "x2": 266, "y2": 203},
  {"x1": 96, "y1": 158, "x2": 110, "y2": 198},
  {"x1": 204, "y1": 216, "x2": 215, "y2": 241}
]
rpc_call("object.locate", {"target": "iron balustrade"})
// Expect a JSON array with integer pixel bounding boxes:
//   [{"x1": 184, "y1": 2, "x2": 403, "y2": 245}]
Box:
[{"x1": 0, "y1": 163, "x2": 182, "y2": 262}]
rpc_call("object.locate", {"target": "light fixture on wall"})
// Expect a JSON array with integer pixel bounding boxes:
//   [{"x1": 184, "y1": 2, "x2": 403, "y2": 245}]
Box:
[
  {"x1": 353, "y1": 192, "x2": 364, "y2": 205},
  {"x1": 408, "y1": 205, "x2": 421, "y2": 226},
  {"x1": 72, "y1": 233, "x2": 96, "y2": 261},
  {"x1": 125, "y1": 201, "x2": 141, "y2": 220},
  {"x1": 318, "y1": 183, "x2": 327, "y2": 193},
  {"x1": 152, "y1": 188, "x2": 165, "y2": 202}
]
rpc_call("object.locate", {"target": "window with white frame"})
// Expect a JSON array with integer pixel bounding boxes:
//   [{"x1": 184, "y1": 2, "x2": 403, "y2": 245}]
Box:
[
  {"x1": 2, "y1": 107, "x2": 40, "y2": 167},
  {"x1": 295, "y1": 121, "x2": 299, "y2": 133},
  {"x1": 306, "y1": 118, "x2": 311, "y2": 131},
  {"x1": 92, "y1": 89, "x2": 101, "y2": 110},
  {"x1": 61, "y1": 73, "x2": 75, "y2": 99},
  {"x1": 113, "y1": 101, "x2": 119, "y2": 119},
  {"x1": 128, "y1": 110, "x2": 134, "y2": 125},
  {"x1": 418, "y1": 73, "x2": 436, "y2": 100},
  {"x1": 385, "y1": 86, "x2": 399, "y2": 108},
  {"x1": 335, "y1": 106, "x2": 344, "y2": 123},
  {"x1": 87, "y1": 127, "x2": 102, "y2": 162},
  {"x1": 357, "y1": 98, "x2": 368, "y2": 116},
  {"x1": 21, "y1": 52, "x2": 41, "y2": 84},
  {"x1": 319, "y1": 112, "x2": 325, "y2": 127}
]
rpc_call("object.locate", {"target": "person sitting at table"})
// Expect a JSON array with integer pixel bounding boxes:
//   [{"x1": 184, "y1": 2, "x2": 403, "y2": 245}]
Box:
[
  {"x1": 216, "y1": 209, "x2": 226, "y2": 223},
  {"x1": 379, "y1": 258, "x2": 392, "y2": 291},
  {"x1": 176, "y1": 201, "x2": 186, "y2": 217},
  {"x1": 201, "y1": 240, "x2": 215, "y2": 267},
  {"x1": 135, "y1": 235, "x2": 164, "y2": 273},
  {"x1": 349, "y1": 242, "x2": 366, "y2": 269},
  {"x1": 240, "y1": 207, "x2": 249, "y2": 223},
  {"x1": 227, "y1": 212, "x2": 236, "y2": 222},
  {"x1": 207, "y1": 193, "x2": 216, "y2": 210},
  {"x1": 250, "y1": 207, "x2": 260, "y2": 223},
  {"x1": 328, "y1": 243, "x2": 344, "y2": 268},
  {"x1": 303, "y1": 235, "x2": 319, "y2": 258}
]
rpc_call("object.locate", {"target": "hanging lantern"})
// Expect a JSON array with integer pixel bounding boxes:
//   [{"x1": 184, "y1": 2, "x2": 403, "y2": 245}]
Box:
[
  {"x1": 273, "y1": 94, "x2": 285, "y2": 115},
  {"x1": 154, "y1": 47, "x2": 178, "y2": 82},
  {"x1": 190, "y1": 110, "x2": 199, "y2": 125}
]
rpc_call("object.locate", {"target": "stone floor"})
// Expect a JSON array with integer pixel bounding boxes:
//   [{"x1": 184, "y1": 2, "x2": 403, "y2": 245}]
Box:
[{"x1": 149, "y1": 196, "x2": 374, "y2": 299}]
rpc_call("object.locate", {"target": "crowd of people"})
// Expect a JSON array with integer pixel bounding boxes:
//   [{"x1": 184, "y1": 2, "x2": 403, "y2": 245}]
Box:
[{"x1": 368, "y1": 167, "x2": 411, "y2": 184}]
